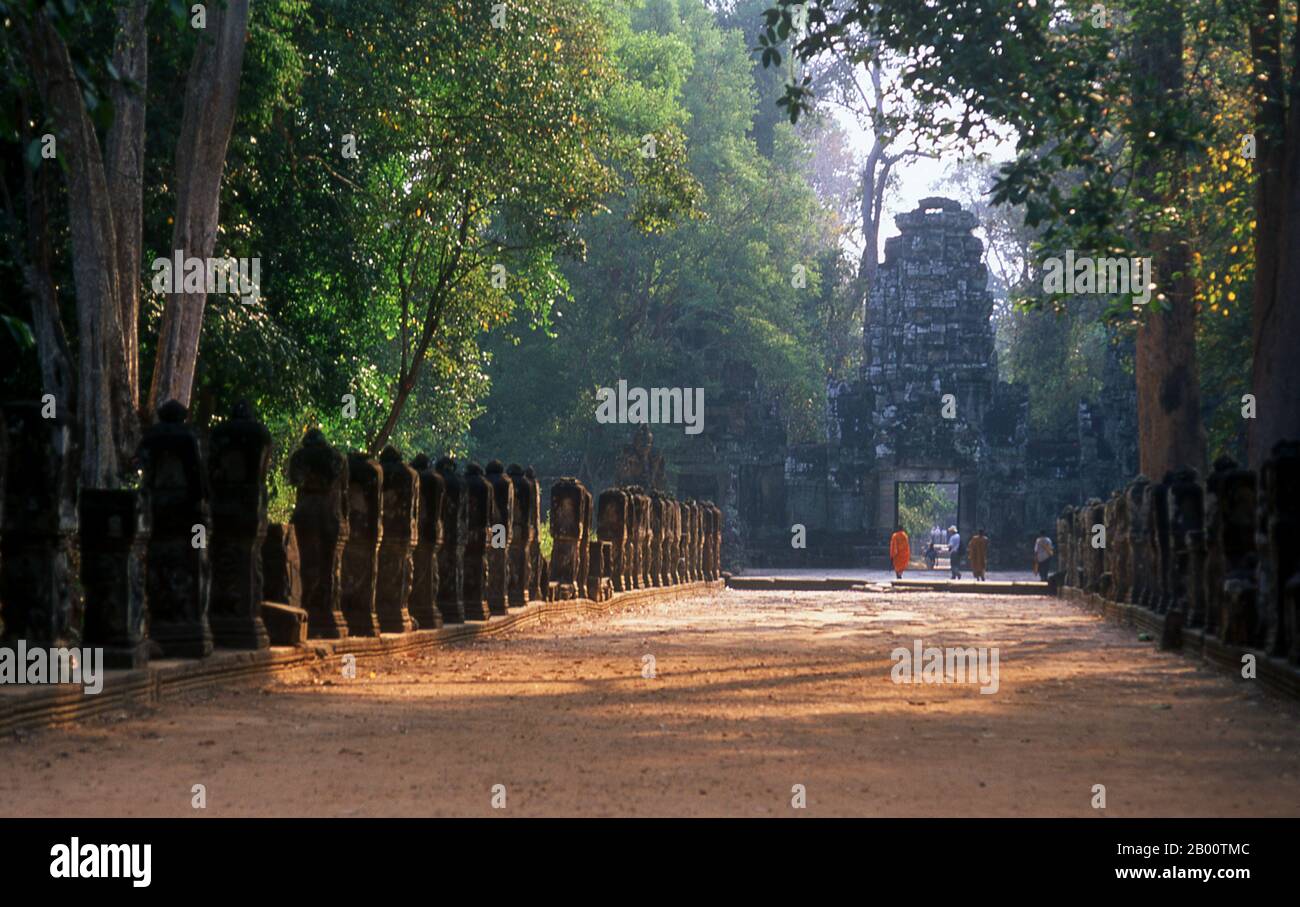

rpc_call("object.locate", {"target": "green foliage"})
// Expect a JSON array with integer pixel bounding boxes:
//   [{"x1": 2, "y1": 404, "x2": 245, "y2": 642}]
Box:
[
  {"x1": 470, "y1": 0, "x2": 848, "y2": 475},
  {"x1": 897, "y1": 483, "x2": 957, "y2": 546},
  {"x1": 195, "y1": 0, "x2": 693, "y2": 515}
]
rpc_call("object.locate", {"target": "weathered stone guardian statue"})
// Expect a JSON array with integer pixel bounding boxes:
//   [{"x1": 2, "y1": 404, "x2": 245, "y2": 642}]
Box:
[
  {"x1": 408, "y1": 455, "x2": 445, "y2": 630},
  {"x1": 1100, "y1": 491, "x2": 1120, "y2": 600},
  {"x1": 524, "y1": 467, "x2": 544, "y2": 602},
  {"x1": 435, "y1": 457, "x2": 468, "y2": 624},
  {"x1": 1201, "y1": 459, "x2": 1233, "y2": 636},
  {"x1": 586, "y1": 540, "x2": 605, "y2": 601},
  {"x1": 79, "y1": 489, "x2": 150, "y2": 667},
  {"x1": 1149, "y1": 476, "x2": 1174, "y2": 613},
  {"x1": 374, "y1": 447, "x2": 417, "y2": 633},
  {"x1": 484, "y1": 461, "x2": 515, "y2": 615},
  {"x1": 678, "y1": 500, "x2": 692, "y2": 582},
  {"x1": 341, "y1": 453, "x2": 384, "y2": 636},
  {"x1": 597, "y1": 489, "x2": 629, "y2": 592},
  {"x1": 667, "y1": 496, "x2": 682, "y2": 584},
  {"x1": 1055, "y1": 506, "x2": 1073, "y2": 588},
  {"x1": 262, "y1": 524, "x2": 302, "y2": 608},
  {"x1": 138, "y1": 400, "x2": 213, "y2": 657},
  {"x1": 624, "y1": 486, "x2": 643, "y2": 589},
  {"x1": 648, "y1": 493, "x2": 665, "y2": 587},
  {"x1": 1168, "y1": 468, "x2": 1206, "y2": 627},
  {"x1": 506, "y1": 464, "x2": 533, "y2": 607},
  {"x1": 207, "y1": 401, "x2": 272, "y2": 649},
  {"x1": 1084, "y1": 498, "x2": 1106, "y2": 593},
  {"x1": 0, "y1": 412, "x2": 5, "y2": 636},
  {"x1": 1258, "y1": 441, "x2": 1300, "y2": 657},
  {"x1": 1211, "y1": 461, "x2": 1257, "y2": 643},
  {"x1": 259, "y1": 522, "x2": 308, "y2": 646},
  {"x1": 699, "y1": 502, "x2": 712, "y2": 581},
  {"x1": 0, "y1": 402, "x2": 75, "y2": 647},
  {"x1": 550, "y1": 478, "x2": 587, "y2": 599},
  {"x1": 288, "y1": 429, "x2": 350, "y2": 639},
  {"x1": 460, "y1": 462, "x2": 493, "y2": 620},
  {"x1": 578, "y1": 482, "x2": 593, "y2": 596},
  {"x1": 709, "y1": 503, "x2": 723, "y2": 580},
  {"x1": 690, "y1": 500, "x2": 704, "y2": 582},
  {"x1": 1125, "y1": 478, "x2": 1150, "y2": 605}
]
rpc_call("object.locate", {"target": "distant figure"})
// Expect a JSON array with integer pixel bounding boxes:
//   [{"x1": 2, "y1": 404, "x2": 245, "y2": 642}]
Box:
[
  {"x1": 969, "y1": 528, "x2": 988, "y2": 582},
  {"x1": 924, "y1": 541, "x2": 938, "y2": 570},
  {"x1": 947, "y1": 525, "x2": 963, "y2": 580},
  {"x1": 930, "y1": 525, "x2": 944, "y2": 548},
  {"x1": 889, "y1": 525, "x2": 910, "y2": 579},
  {"x1": 1033, "y1": 532, "x2": 1055, "y2": 580}
]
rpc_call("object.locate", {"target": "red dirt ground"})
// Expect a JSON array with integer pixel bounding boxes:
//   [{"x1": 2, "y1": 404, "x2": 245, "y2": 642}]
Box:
[{"x1": 2, "y1": 588, "x2": 1298, "y2": 817}]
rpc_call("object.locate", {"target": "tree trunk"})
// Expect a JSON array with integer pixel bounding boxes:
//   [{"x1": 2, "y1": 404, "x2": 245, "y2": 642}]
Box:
[
  {"x1": 105, "y1": 0, "x2": 149, "y2": 423},
  {"x1": 148, "y1": 0, "x2": 250, "y2": 414},
  {"x1": 2, "y1": 98, "x2": 77, "y2": 418},
  {"x1": 1250, "y1": 3, "x2": 1300, "y2": 466},
  {"x1": 1131, "y1": 5, "x2": 1206, "y2": 480},
  {"x1": 30, "y1": 12, "x2": 134, "y2": 488}
]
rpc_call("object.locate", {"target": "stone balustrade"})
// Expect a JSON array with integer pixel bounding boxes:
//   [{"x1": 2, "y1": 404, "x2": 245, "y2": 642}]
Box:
[
  {"x1": 1054, "y1": 440, "x2": 1300, "y2": 670},
  {"x1": 0, "y1": 407, "x2": 725, "y2": 666}
]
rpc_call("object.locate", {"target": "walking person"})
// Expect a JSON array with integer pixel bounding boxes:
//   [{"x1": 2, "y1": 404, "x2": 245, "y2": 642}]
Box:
[
  {"x1": 969, "y1": 528, "x2": 988, "y2": 582},
  {"x1": 925, "y1": 540, "x2": 937, "y2": 570},
  {"x1": 947, "y1": 525, "x2": 963, "y2": 580},
  {"x1": 889, "y1": 524, "x2": 911, "y2": 579},
  {"x1": 1033, "y1": 531, "x2": 1055, "y2": 580}
]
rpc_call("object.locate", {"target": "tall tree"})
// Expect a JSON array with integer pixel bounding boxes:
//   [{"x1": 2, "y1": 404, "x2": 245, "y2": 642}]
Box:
[
  {"x1": 4, "y1": 0, "x2": 252, "y2": 486},
  {"x1": 1247, "y1": 0, "x2": 1300, "y2": 466},
  {"x1": 148, "y1": 0, "x2": 251, "y2": 414},
  {"x1": 1130, "y1": 4, "x2": 1205, "y2": 477},
  {"x1": 763, "y1": 0, "x2": 1222, "y2": 478}
]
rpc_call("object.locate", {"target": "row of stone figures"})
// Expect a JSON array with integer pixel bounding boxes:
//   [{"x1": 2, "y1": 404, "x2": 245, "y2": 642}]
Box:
[
  {"x1": 1055, "y1": 440, "x2": 1300, "y2": 662},
  {"x1": 0, "y1": 400, "x2": 723, "y2": 669},
  {"x1": 592, "y1": 485, "x2": 722, "y2": 596}
]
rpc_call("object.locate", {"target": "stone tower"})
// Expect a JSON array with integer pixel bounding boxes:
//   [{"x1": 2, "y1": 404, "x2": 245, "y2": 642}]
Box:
[{"x1": 859, "y1": 197, "x2": 998, "y2": 543}]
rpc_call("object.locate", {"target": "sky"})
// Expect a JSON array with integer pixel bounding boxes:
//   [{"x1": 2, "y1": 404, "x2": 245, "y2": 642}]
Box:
[{"x1": 831, "y1": 102, "x2": 1018, "y2": 260}]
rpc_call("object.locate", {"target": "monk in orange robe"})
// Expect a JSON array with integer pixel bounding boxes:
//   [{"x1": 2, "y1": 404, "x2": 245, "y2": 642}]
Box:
[
  {"x1": 889, "y1": 525, "x2": 910, "y2": 579},
  {"x1": 969, "y1": 528, "x2": 989, "y2": 581}
]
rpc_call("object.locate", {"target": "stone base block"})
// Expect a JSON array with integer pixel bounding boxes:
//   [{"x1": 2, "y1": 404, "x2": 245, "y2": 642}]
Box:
[{"x1": 261, "y1": 602, "x2": 309, "y2": 646}]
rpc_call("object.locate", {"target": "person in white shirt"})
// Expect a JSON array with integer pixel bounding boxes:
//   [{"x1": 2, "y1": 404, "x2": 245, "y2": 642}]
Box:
[
  {"x1": 1033, "y1": 532, "x2": 1055, "y2": 580},
  {"x1": 947, "y1": 525, "x2": 962, "y2": 580}
]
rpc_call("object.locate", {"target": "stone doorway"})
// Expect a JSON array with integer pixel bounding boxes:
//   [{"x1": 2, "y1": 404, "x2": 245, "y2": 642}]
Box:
[{"x1": 894, "y1": 481, "x2": 960, "y2": 548}]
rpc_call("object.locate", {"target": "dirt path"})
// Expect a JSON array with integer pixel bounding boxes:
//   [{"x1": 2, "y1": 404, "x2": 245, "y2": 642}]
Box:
[{"x1": 3, "y1": 588, "x2": 1299, "y2": 817}]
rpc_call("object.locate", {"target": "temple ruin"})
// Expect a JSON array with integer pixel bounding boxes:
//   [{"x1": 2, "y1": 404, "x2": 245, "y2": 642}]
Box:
[{"x1": 674, "y1": 197, "x2": 1138, "y2": 568}]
